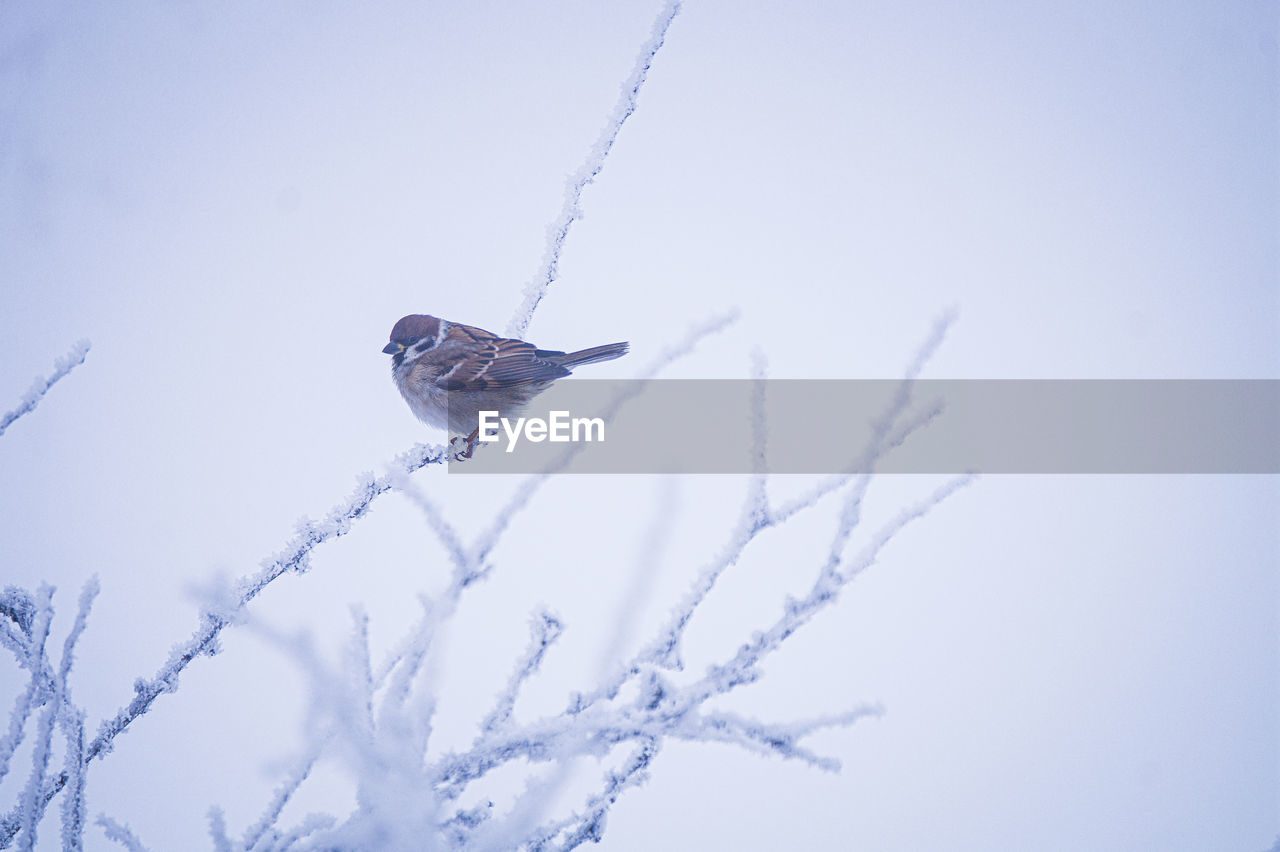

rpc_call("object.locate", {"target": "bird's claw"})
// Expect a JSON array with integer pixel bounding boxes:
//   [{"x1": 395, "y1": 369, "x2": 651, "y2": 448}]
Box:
[{"x1": 449, "y1": 429, "x2": 481, "y2": 461}]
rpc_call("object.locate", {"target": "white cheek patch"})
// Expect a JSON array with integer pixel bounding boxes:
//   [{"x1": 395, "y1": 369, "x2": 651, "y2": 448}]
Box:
[{"x1": 413, "y1": 321, "x2": 449, "y2": 356}]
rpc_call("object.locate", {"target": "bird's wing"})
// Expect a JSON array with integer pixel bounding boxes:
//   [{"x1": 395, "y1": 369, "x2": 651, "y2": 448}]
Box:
[{"x1": 433, "y1": 324, "x2": 571, "y2": 391}]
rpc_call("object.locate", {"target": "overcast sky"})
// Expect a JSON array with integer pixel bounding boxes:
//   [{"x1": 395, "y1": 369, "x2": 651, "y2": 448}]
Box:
[{"x1": 1, "y1": 1, "x2": 1277, "y2": 850}]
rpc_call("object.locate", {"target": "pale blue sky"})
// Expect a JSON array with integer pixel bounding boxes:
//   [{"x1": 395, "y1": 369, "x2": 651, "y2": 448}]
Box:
[{"x1": 1, "y1": 1, "x2": 1276, "y2": 850}]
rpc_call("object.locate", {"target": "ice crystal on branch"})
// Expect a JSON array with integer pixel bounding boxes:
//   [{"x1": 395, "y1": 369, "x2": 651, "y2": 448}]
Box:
[
  {"x1": 506, "y1": 1, "x2": 682, "y2": 339},
  {"x1": 0, "y1": 2, "x2": 968, "y2": 848},
  {"x1": 0, "y1": 340, "x2": 90, "y2": 437}
]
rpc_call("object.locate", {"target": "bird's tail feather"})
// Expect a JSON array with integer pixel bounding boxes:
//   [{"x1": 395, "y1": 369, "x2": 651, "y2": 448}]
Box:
[{"x1": 553, "y1": 342, "x2": 629, "y2": 368}]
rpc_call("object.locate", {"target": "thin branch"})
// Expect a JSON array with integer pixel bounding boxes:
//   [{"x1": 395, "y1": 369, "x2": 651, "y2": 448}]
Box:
[
  {"x1": 58, "y1": 710, "x2": 86, "y2": 852},
  {"x1": 207, "y1": 807, "x2": 232, "y2": 852},
  {"x1": 12, "y1": 587, "x2": 53, "y2": 852},
  {"x1": 0, "y1": 341, "x2": 90, "y2": 438},
  {"x1": 241, "y1": 749, "x2": 319, "y2": 852},
  {"x1": 0, "y1": 449, "x2": 456, "y2": 847},
  {"x1": 482, "y1": 611, "x2": 565, "y2": 736},
  {"x1": 55, "y1": 579, "x2": 98, "y2": 852},
  {"x1": 0, "y1": 587, "x2": 52, "y2": 787},
  {"x1": 470, "y1": 309, "x2": 739, "y2": 569},
  {"x1": 95, "y1": 814, "x2": 150, "y2": 852},
  {"x1": 506, "y1": 0, "x2": 683, "y2": 338}
]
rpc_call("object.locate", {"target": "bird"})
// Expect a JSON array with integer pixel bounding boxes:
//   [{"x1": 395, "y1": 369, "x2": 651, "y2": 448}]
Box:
[{"x1": 382, "y1": 313, "x2": 628, "y2": 441}]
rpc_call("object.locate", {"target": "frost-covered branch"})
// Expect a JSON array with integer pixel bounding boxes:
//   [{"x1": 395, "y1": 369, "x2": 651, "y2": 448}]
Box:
[
  {"x1": 49, "y1": 580, "x2": 96, "y2": 852},
  {"x1": 220, "y1": 312, "x2": 966, "y2": 851},
  {"x1": 508, "y1": 319, "x2": 963, "y2": 849},
  {"x1": 581, "y1": 311, "x2": 954, "y2": 702},
  {"x1": 207, "y1": 808, "x2": 233, "y2": 852},
  {"x1": 0, "y1": 340, "x2": 90, "y2": 438},
  {"x1": 506, "y1": 0, "x2": 682, "y2": 338},
  {"x1": 9, "y1": 588, "x2": 53, "y2": 852},
  {"x1": 79, "y1": 443, "x2": 448, "y2": 763},
  {"x1": 471, "y1": 309, "x2": 738, "y2": 568},
  {"x1": 0, "y1": 587, "x2": 53, "y2": 789},
  {"x1": 687, "y1": 475, "x2": 971, "y2": 708},
  {"x1": 0, "y1": 445, "x2": 442, "y2": 847},
  {"x1": 482, "y1": 611, "x2": 565, "y2": 736},
  {"x1": 6, "y1": 28, "x2": 709, "y2": 820},
  {"x1": 0, "y1": 0, "x2": 974, "y2": 841},
  {"x1": 41, "y1": 14, "x2": 709, "y2": 831},
  {"x1": 112, "y1": 311, "x2": 724, "y2": 850},
  {"x1": 239, "y1": 747, "x2": 319, "y2": 852},
  {"x1": 691, "y1": 707, "x2": 885, "y2": 771},
  {"x1": 1, "y1": 581, "x2": 97, "y2": 851},
  {"x1": 95, "y1": 814, "x2": 150, "y2": 852},
  {"x1": 58, "y1": 709, "x2": 86, "y2": 852},
  {"x1": 459, "y1": 456, "x2": 962, "y2": 849},
  {"x1": 3, "y1": 307, "x2": 961, "y2": 852},
  {"x1": 525, "y1": 737, "x2": 657, "y2": 851}
]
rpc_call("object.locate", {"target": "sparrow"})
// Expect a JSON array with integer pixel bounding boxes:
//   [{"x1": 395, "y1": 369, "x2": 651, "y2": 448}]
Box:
[{"x1": 382, "y1": 314, "x2": 628, "y2": 436}]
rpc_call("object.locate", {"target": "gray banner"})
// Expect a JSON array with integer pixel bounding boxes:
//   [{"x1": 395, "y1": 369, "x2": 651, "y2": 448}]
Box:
[{"x1": 448, "y1": 380, "x2": 1279, "y2": 474}]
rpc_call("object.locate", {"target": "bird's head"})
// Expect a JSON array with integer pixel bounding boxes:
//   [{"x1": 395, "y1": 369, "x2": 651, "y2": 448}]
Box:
[{"x1": 383, "y1": 314, "x2": 446, "y2": 366}]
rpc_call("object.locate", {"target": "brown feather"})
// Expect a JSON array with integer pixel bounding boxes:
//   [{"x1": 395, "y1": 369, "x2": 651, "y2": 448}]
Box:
[{"x1": 432, "y1": 324, "x2": 571, "y2": 391}]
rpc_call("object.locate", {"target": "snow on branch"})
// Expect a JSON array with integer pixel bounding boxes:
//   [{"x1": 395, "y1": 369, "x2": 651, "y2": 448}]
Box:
[
  {"x1": 202, "y1": 314, "x2": 967, "y2": 851},
  {"x1": 0, "y1": 303, "x2": 731, "y2": 850},
  {"x1": 0, "y1": 445, "x2": 431, "y2": 845},
  {"x1": 470, "y1": 309, "x2": 739, "y2": 568},
  {"x1": 238, "y1": 746, "x2": 320, "y2": 851},
  {"x1": 71, "y1": 293, "x2": 727, "y2": 817},
  {"x1": 0, "y1": 340, "x2": 90, "y2": 438},
  {"x1": 0, "y1": 580, "x2": 98, "y2": 851},
  {"x1": 505, "y1": 0, "x2": 682, "y2": 339},
  {"x1": 95, "y1": 814, "x2": 151, "y2": 852},
  {"x1": 455, "y1": 319, "x2": 964, "y2": 850},
  {"x1": 48, "y1": 6, "x2": 707, "y2": 812},
  {"x1": 2, "y1": 587, "x2": 52, "y2": 802},
  {"x1": 600, "y1": 310, "x2": 956, "y2": 685},
  {"x1": 58, "y1": 708, "x2": 86, "y2": 852},
  {"x1": 207, "y1": 808, "x2": 233, "y2": 852},
  {"x1": 686, "y1": 706, "x2": 885, "y2": 772},
  {"x1": 49, "y1": 579, "x2": 97, "y2": 852},
  {"x1": 0, "y1": 0, "x2": 970, "y2": 842},
  {"x1": 482, "y1": 611, "x2": 565, "y2": 736},
  {"x1": 1, "y1": 311, "x2": 960, "y2": 851}
]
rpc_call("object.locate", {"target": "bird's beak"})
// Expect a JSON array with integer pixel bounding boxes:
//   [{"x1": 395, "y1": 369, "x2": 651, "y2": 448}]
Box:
[{"x1": 382, "y1": 342, "x2": 403, "y2": 355}]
